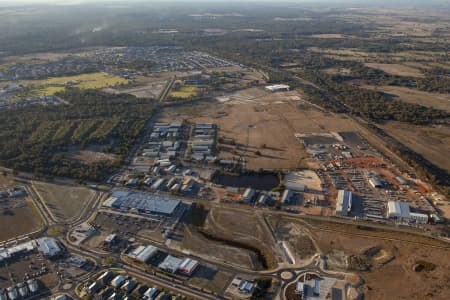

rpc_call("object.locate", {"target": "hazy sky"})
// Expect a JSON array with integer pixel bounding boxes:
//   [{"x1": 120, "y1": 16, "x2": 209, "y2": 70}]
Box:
[{"x1": 1, "y1": 0, "x2": 448, "y2": 5}]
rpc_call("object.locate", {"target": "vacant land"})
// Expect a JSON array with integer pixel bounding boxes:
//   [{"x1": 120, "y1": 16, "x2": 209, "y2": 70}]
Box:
[
  {"x1": 170, "y1": 82, "x2": 198, "y2": 99},
  {"x1": 306, "y1": 219, "x2": 450, "y2": 300},
  {"x1": 159, "y1": 90, "x2": 360, "y2": 170},
  {"x1": 32, "y1": 181, "x2": 96, "y2": 222},
  {"x1": 21, "y1": 72, "x2": 129, "y2": 97},
  {"x1": 168, "y1": 225, "x2": 261, "y2": 270},
  {"x1": 0, "y1": 202, "x2": 42, "y2": 241},
  {"x1": 67, "y1": 149, "x2": 118, "y2": 164},
  {"x1": 364, "y1": 63, "x2": 424, "y2": 77},
  {"x1": 380, "y1": 121, "x2": 450, "y2": 173},
  {"x1": 103, "y1": 75, "x2": 169, "y2": 99},
  {"x1": 363, "y1": 85, "x2": 450, "y2": 112}
]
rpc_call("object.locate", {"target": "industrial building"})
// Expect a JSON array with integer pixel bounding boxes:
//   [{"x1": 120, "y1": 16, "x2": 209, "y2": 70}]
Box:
[
  {"x1": 265, "y1": 84, "x2": 290, "y2": 92},
  {"x1": 387, "y1": 201, "x2": 428, "y2": 223},
  {"x1": 111, "y1": 275, "x2": 126, "y2": 288},
  {"x1": 158, "y1": 255, "x2": 183, "y2": 273},
  {"x1": 103, "y1": 190, "x2": 181, "y2": 216},
  {"x1": 335, "y1": 190, "x2": 352, "y2": 216},
  {"x1": 0, "y1": 237, "x2": 62, "y2": 263},
  {"x1": 281, "y1": 189, "x2": 294, "y2": 204},
  {"x1": 178, "y1": 258, "x2": 199, "y2": 276},
  {"x1": 231, "y1": 278, "x2": 256, "y2": 294},
  {"x1": 242, "y1": 188, "x2": 255, "y2": 202},
  {"x1": 127, "y1": 245, "x2": 158, "y2": 263},
  {"x1": 37, "y1": 237, "x2": 62, "y2": 257},
  {"x1": 395, "y1": 176, "x2": 408, "y2": 185},
  {"x1": 368, "y1": 178, "x2": 382, "y2": 189}
]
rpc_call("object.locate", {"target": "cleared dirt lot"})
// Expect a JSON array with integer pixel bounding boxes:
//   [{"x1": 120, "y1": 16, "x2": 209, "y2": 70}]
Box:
[
  {"x1": 0, "y1": 202, "x2": 42, "y2": 241},
  {"x1": 159, "y1": 91, "x2": 360, "y2": 170},
  {"x1": 309, "y1": 222, "x2": 450, "y2": 300},
  {"x1": 168, "y1": 225, "x2": 262, "y2": 270},
  {"x1": 363, "y1": 85, "x2": 450, "y2": 112},
  {"x1": 103, "y1": 75, "x2": 169, "y2": 99},
  {"x1": 67, "y1": 150, "x2": 117, "y2": 164},
  {"x1": 364, "y1": 63, "x2": 424, "y2": 77},
  {"x1": 32, "y1": 181, "x2": 97, "y2": 222},
  {"x1": 379, "y1": 121, "x2": 450, "y2": 173}
]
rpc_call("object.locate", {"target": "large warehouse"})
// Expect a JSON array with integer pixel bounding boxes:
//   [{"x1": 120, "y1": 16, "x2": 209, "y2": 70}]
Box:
[
  {"x1": 127, "y1": 245, "x2": 158, "y2": 263},
  {"x1": 387, "y1": 201, "x2": 428, "y2": 223},
  {"x1": 103, "y1": 190, "x2": 181, "y2": 216},
  {"x1": 265, "y1": 84, "x2": 290, "y2": 92},
  {"x1": 335, "y1": 190, "x2": 352, "y2": 216}
]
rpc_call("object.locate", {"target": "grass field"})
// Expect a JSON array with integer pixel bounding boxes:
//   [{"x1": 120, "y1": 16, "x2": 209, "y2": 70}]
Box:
[
  {"x1": 22, "y1": 72, "x2": 129, "y2": 97},
  {"x1": 0, "y1": 202, "x2": 42, "y2": 242},
  {"x1": 170, "y1": 82, "x2": 198, "y2": 99},
  {"x1": 32, "y1": 181, "x2": 97, "y2": 222},
  {"x1": 365, "y1": 63, "x2": 424, "y2": 77}
]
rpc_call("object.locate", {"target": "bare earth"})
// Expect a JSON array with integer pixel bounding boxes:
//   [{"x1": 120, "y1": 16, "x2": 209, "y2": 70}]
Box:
[
  {"x1": 380, "y1": 121, "x2": 450, "y2": 173},
  {"x1": 364, "y1": 63, "x2": 424, "y2": 77},
  {"x1": 32, "y1": 181, "x2": 97, "y2": 222},
  {"x1": 159, "y1": 89, "x2": 360, "y2": 170},
  {"x1": 0, "y1": 202, "x2": 42, "y2": 242}
]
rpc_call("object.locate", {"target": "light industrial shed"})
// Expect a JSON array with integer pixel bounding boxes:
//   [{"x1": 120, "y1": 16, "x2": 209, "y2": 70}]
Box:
[
  {"x1": 105, "y1": 190, "x2": 181, "y2": 216},
  {"x1": 335, "y1": 190, "x2": 352, "y2": 216}
]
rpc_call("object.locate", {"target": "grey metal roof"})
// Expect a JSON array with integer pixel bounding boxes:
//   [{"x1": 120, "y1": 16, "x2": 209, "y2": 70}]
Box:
[{"x1": 110, "y1": 190, "x2": 180, "y2": 215}]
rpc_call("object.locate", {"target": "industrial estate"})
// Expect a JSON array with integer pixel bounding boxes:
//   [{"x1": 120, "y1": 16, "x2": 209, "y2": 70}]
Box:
[{"x1": 0, "y1": 1, "x2": 449, "y2": 300}]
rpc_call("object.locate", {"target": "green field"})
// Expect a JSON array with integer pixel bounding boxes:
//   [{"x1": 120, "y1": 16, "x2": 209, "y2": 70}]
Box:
[
  {"x1": 22, "y1": 72, "x2": 129, "y2": 97},
  {"x1": 170, "y1": 82, "x2": 198, "y2": 99}
]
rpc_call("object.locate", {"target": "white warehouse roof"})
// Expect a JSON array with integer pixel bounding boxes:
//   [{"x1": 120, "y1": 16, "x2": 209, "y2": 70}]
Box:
[
  {"x1": 387, "y1": 201, "x2": 410, "y2": 219},
  {"x1": 336, "y1": 190, "x2": 352, "y2": 216},
  {"x1": 136, "y1": 245, "x2": 157, "y2": 262},
  {"x1": 111, "y1": 275, "x2": 126, "y2": 288},
  {"x1": 37, "y1": 237, "x2": 61, "y2": 257},
  {"x1": 265, "y1": 84, "x2": 290, "y2": 92}
]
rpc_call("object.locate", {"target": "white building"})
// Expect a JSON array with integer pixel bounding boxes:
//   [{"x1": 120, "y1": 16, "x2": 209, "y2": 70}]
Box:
[
  {"x1": 178, "y1": 258, "x2": 199, "y2": 276},
  {"x1": 134, "y1": 245, "x2": 157, "y2": 263},
  {"x1": 387, "y1": 201, "x2": 410, "y2": 220},
  {"x1": 242, "y1": 188, "x2": 255, "y2": 202},
  {"x1": 265, "y1": 84, "x2": 290, "y2": 92},
  {"x1": 281, "y1": 189, "x2": 294, "y2": 204},
  {"x1": 159, "y1": 255, "x2": 182, "y2": 273},
  {"x1": 368, "y1": 178, "x2": 382, "y2": 189},
  {"x1": 335, "y1": 190, "x2": 352, "y2": 216},
  {"x1": 409, "y1": 212, "x2": 429, "y2": 224},
  {"x1": 387, "y1": 201, "x2": 428, "y2": 223},
  {"x1": 111, "y1": 275, "x2": 126, "y2": 288}
]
